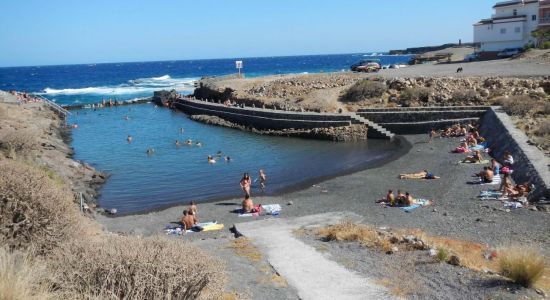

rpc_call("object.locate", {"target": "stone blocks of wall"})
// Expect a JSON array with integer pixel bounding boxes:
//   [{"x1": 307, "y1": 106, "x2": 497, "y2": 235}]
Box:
[{"x1": 480, "y1": 107, "x2": 550, "y2": 201}]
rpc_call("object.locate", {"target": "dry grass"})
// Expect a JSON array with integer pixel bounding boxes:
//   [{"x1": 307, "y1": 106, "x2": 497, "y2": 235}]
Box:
[
  {"x1": 0, "y1": 160, "x2": 84, "y2": 255},
  {"x1": 0, "y1": 130, "x2": 38, "y2": 159},
  {"x1": 0, "y1": 247, "x2": 53, "y2": 300},
  {"x1": 498, "y1": 246, "x2": 547, "y2": 288},
  {"x1": 46, "y1": 235, "x2": 227, "y2": 300},
  {"x1": 399, "y1": 87, "x2": 432, "y2": 103},
  {"x1": 316, "y1": 221, "x2": 388, "y2": 249},
  {"x1": 227, "y1": 237, "x2": 263, "y2": 262},
  {"x1": 422, "y1": 235, "x2": 493, "y2": 271}
]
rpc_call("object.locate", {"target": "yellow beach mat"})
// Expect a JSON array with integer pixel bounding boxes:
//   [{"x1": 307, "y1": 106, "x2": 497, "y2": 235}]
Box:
[{"x1": 201, "y1": 223, "x2": 225, "y2": 232}]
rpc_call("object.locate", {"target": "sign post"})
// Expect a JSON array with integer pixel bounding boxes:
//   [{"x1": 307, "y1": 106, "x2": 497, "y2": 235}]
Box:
[{"x1": 235, "y1": 60, "x2": 243, "y2": 78}]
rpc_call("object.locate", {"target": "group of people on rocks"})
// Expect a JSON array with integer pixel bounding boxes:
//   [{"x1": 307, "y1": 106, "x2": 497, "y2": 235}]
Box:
[{"x1": 10, "y1": 91, "x2": 43, "y2": 103}]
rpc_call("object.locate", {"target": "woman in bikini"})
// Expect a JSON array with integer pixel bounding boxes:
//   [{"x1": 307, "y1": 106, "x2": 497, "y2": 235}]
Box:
[
  {"x1": 399, "y1": 170, "x2": 439, "y2": 179},
  {"x1": 240, "y1": 173, "x2": 252, "y2": 196},
  {"x1": 462, "y1": 150, "x2": 483, "y2": 163}
]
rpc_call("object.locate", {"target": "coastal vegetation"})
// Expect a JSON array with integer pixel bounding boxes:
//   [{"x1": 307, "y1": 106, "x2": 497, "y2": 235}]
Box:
[
  {"x1": 0, "y1": 102, "x2": 227, "y2": 299},
  {"x1": 499, "y1": 246, "x2": 547, "y2": 288},
  {"x1": 340, "y1": 79, "x2": 386, "y2": 103}
]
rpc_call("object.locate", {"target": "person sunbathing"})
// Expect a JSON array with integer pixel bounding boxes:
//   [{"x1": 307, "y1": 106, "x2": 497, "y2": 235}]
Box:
[
  {"x1": 386, "y1": 190, "x2": 396, "y2": 206},
  {"x1": 180, "y1": 210, "x2": 198, "y2": 231},
  {"x1": 500, "y1": 173, "x2": 514, "y2": 197},
  {"x1": 399, "y1": 170, "x2": 440, "y2": 179},
  {"x1": 242, "y1": 194, "x2": 254, "y2": 213},
  {"x1": 474, "y1": 166, "x2": 494, "y2": 183},
  {"x1": 404, "y1": 192, "x2": 414, "y2": 206},
  {"x1": 396, "y1": 190, "x2": 406, "y2": 206},
  {"x1": 453, "y1": 141, "x2": 469, "y2": 153},
  {"x1": 467, "y1": 136, "x2": 478, "y2": 147},
  {"x1": 462, "y1": 150, "x2": 483, "y2": 163}
]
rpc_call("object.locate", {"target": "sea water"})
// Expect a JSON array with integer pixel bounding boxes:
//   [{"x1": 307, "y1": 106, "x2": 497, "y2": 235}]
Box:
[{"x1": 0, "y1": 53, "x2": 412, "y2": 214}]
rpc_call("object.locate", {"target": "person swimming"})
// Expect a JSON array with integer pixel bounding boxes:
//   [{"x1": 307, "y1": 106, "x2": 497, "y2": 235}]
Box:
[
  {"x1": 259, "y1": 169, "x2": 266, "y2": 191},
  {"x1": 185, "y1": 139, "x2": 193, "y2": 145},
  {"x1": 123, "y1": 115, "x2": 129, "y2": 121},
  {"x1": 127, "y1": 135, "x2": 133, "y2": 143},
  {"x1": 180, "y1": 127, "x2": 185, "y2": 133},
  {"x1": 175, "y1": 139, "x2": 181, "y2": 146},
  {"x1": 207, "y1": 155, "x2": 216, "y2": 164},
  {"x1": 146, "y1": 148, "x2": 155, "y2": 155},
  {"x1": 196, "y1": 141, "x2": 203, "y2": 147},
  {"x1": 225, "y1": 156, "x2": 232, "y2": 162}
]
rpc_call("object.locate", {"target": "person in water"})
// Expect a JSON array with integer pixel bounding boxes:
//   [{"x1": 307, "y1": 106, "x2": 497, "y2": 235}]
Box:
[
  {"x1": 185, "y1": 139, "x2": 193, "y2": 145},
  {"x1": 146, "y1": 148, "x2": 154, "y2": 155},
  {"x1": 399, "y1": 170, "x2": 439, "y2": 179},
  {"x1": 225, "y1": 156, "x2": 231, "y2": 162},
  {"x1": 175, "y1": 139, "x2": 181, "y2": 146},
  {"x1": 180, "y1": 127, "x2": 185, "y2": 133},
  {"x1": 259, "y1": 169, "x2": 267, "y2": 191},
  {"x1": 196, "y1": 141, "x2": 203, "y2": 147},
  {"x1": 240, "y1": 173, "x2": 252, "y2": 196},
  {"x1": 242, "y1": 194, "x2": 254, "y2": 213},
  {"x1": 207, "y1": 155, "x2": 216, "y2": 164},
  {"x1": 127, "y1": 135, "x2": 133, "y2": 143}
]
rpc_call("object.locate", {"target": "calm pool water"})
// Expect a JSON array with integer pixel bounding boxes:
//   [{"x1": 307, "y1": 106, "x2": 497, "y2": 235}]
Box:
[{"x1": 69, "y1": 103, "x2": 400, "y2": 214}]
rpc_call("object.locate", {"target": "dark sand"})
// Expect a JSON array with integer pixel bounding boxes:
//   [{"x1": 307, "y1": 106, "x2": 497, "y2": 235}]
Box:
[{"x1": 97, "y1": 134, "x2": 550, "y2": 299}]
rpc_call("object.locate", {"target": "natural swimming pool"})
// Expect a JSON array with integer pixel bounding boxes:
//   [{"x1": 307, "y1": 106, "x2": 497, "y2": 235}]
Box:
[{"x1": 70, "y1": 103, "x2": 401, "y2": 214}]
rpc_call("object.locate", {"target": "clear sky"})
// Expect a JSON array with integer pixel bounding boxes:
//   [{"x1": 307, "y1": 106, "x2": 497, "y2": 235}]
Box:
[{"x1": 0, "y1": 0, "x2": 497, "y2": 67}]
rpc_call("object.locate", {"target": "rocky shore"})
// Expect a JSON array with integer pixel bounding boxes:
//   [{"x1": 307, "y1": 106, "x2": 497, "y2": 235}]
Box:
[{"x1": 0, "y1": 93, "x2": 107, "y2": 212}]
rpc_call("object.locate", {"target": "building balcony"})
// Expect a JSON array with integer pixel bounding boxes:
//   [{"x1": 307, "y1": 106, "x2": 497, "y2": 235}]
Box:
[
  {"x1": 540, "y1": 0, "x2": 550, "y2": 8},
  {"x1": 540, "y1": 17, "x2": 550, "y2": 25}
]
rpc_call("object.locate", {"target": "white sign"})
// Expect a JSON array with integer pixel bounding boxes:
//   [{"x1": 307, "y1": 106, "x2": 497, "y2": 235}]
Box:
[{"x1": 235, "y1": 60, "x2": 243, "y2": 69}]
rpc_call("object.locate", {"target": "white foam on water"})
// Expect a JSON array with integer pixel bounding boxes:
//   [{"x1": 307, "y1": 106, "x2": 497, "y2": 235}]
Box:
[{"x1": 41, "y1": 75, "x2": 197, "y2": 96}]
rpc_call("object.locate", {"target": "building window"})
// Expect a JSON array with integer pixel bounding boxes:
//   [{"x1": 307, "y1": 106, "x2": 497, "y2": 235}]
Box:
[
  {"x1": 500, "y1": 28, "x2": 507, "y2": 34},
  {"x1": 513, "y1": 9, "x2": 517, "y2": 16},
  {"x1": 515, "y1": 27, "x2": 521, "y2": 33},
  {"x1": 532, "y1": 15, "x2": 537, "y2": 21}
]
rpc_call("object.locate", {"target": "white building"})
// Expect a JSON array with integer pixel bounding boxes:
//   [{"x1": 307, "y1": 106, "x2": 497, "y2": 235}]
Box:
[{"x1": 474, "y1": 0, "x2": 542, "y2": 52}]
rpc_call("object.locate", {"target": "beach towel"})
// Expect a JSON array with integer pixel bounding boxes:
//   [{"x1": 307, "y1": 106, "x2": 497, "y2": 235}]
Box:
[
  {"x1": 261, "y1": 204, "x2": 282, "y2": 215},
  {"x1": 470, "y1": 142, "x2": 489, "y2": 152},
  {"x1": 237, "y1": 204, "x2": 262, "y2": 217},
  {"x1": 470, "y1": 175, "x2": 502, "y2": 186},
  {"x1": 200, "y1": 223, "x2": 225, "y2": 232},
  {"x1": 400, "y1": 198, "x2": 432, "y2": 212},
  {"x1": 479, "y1": 190, "x2": 502, "y2": 198},
  {"x1": 504, "y1": 201, "x2": 523, "y2": 209},
  {"x1": 458, "y1": 159, "x2": 490, "y2": 165}
]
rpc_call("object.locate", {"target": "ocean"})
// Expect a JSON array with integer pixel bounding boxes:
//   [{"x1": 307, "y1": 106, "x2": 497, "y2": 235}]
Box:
[{"x1": 0, "y1": 53, "x2": 412, "y2": 214}]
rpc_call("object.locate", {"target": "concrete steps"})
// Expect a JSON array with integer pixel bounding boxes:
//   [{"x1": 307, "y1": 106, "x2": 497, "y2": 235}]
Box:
[{"x1": 348, "y1": 112, "x2": 395, "y2": 139}]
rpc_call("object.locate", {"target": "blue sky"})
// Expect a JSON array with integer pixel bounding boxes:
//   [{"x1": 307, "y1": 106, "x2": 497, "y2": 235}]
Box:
[{"x1": 0, "y1": 0, "x2": 496, "y2": 67}]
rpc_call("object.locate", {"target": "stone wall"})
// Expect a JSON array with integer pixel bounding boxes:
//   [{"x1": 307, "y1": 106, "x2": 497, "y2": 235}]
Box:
[
  {"x1": 480, "y1": 107, "x2": 550, "y2": 201},
  {"x1": 357, "y1": 106, "x2": 490, "y2": 134}
]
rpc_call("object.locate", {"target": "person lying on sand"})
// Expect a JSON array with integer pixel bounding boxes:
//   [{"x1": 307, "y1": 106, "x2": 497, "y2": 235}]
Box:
[
  {"x1": 453, "y1": 141, "x2": 469, "y2": 153},
  {"x1": 474, "y1": 166, "x2": 494, "y2": 183},
  {"x1": 399, "y1": 170, "x2": 440, "y2": 179},
  {"x1": 242, "y1": 194, "x2": 254, "y2": 213},
  {"x1": 180, "y1": 210, "x2": 198, "y2": 231},
  {"x1": 462, "y1": 150, "x2": 483, "y2": 163}
]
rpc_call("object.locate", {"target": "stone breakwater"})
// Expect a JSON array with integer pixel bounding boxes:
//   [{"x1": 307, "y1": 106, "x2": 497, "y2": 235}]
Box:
[{"x1": 190, "y1": 115, "x2": 369, "y2": 142}]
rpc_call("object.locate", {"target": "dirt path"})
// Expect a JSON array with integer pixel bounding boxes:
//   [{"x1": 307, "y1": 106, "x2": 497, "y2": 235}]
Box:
[{"x1": 236, "y1": 212, "x2": 395, "y2": 300}]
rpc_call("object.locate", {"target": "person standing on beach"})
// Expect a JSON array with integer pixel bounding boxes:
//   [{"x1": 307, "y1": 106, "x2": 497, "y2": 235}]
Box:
[
  {"x1": 240, "y1": 173, "x2": 252, "y2": 196},
  {"x1": 259, "y1": 169, "x2": 266, "y2": 191}
]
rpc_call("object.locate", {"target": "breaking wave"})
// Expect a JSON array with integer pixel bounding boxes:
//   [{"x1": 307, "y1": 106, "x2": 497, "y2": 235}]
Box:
[{"x1": 41, "y1": 75, "x2": 197, "y2": 96}]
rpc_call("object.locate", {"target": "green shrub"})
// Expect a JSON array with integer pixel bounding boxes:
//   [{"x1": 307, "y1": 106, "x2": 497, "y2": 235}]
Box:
[
  {"x1": 451, "y1": 90, "x2": 479, "y2": 103},
  {"x1": 47, "y1": 235, "x2": 227, "y2": 300},
  {"x1": 542, "y1": 41, "x2": 550, "y2": 49},
  {"x1": 0, "y1": 161, "x2": 81, "y2": 255},
  {"x1": 499, "y1": 246, "x2": 546, "y2": 288},
  {"x1": 495, "y1": 95, "x2": 535, "y2": 116},
  {"x1": 436, "y1": 248, "x2": 449, "y2": 263},
  {"x1": 399, "y1": 87, "x2": 432, "y2": 102},
  {"x1": 341, "y1": 80, "x2": 387, "y2": 102}
]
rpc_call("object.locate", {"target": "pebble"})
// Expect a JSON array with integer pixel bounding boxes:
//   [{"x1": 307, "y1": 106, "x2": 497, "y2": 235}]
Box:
[
  {"x1": 432, "y1": 208, "x2": 438, "y2": 212},
  {"x1": 287, "y1": 201, "x2": 293, "y2": 206},
  {"x1": 448, "y1": 255, "x2": 461, "y2": 266},
  {"x1": 428, "y1": 249, "x2": 437, "y2": 257},
  {"x1": 443, "y1": 212, "x2": 448, "y2": 216}
]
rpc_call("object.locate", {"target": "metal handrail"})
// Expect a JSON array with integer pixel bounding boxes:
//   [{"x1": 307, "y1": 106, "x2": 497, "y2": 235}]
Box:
[{"x1": 32, "y1": 94, "x2": 71, "y2": 117}]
